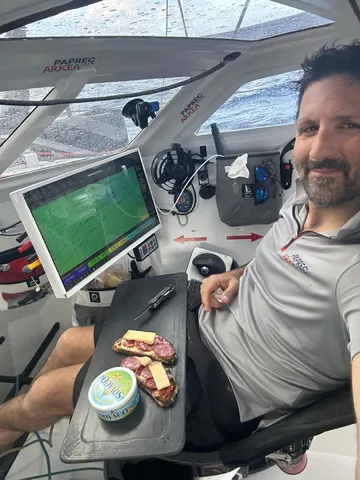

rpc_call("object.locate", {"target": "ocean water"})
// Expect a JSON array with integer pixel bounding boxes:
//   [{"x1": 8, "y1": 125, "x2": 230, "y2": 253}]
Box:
[
  {"x1": 2, "y1": 69, "x2": 300, "y2": 176},
  {"x1": 198, "y1": 70, "x2": 300, "y2": 134}
]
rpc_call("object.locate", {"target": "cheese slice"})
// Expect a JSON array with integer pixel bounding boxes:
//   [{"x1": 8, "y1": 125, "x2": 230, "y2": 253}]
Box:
[
  {"x1": 149, "y1": 362, "x2": 171, "y2": 390},
  {"x1": 138, "y1": 356, "x2": 152, "y2": 366},
  {"x1": 123, "y1": 330, "x2": 156, "y2": 344}
]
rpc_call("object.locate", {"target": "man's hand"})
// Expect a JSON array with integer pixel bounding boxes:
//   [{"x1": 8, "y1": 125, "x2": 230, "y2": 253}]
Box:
[{"x1": 200, "y1": 268, "x2": 245, "y2": 312}]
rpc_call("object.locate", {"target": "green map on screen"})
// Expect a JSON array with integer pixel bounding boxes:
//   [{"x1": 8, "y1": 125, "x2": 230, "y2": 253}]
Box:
[{"x1": 32, "y1": 167, "x2": 149, "y2": 275}]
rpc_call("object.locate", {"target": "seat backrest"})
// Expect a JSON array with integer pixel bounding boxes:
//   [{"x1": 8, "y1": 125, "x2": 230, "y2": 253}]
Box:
[{"x1": 220, "y1": 385, "x2": 355, "y2": 467}]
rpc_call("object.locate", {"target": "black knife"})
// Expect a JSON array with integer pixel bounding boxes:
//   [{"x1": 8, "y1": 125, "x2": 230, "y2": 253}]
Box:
[{"x1": 134, "y1": 284, "x2": 176, "y2": 326}]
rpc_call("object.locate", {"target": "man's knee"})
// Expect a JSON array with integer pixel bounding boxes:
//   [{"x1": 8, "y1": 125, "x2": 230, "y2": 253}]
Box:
[
  {"x1": 26, "y1": 365, "x2": 82, "y2": 418},
  {"x1": 24, "y1": 375, "x2": 68, "y2": 419},
  {"x1": 55, "y1": 326, "x2": 95, "y2": 366}
]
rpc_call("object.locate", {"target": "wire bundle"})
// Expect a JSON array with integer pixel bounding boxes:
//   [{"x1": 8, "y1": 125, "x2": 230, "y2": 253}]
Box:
[
  {"x1": 151, "y1": 147, "x2": 197, "y2": 217},
  {"x1": 152, "y1": 150, "x2": 222, "y2": 219}
]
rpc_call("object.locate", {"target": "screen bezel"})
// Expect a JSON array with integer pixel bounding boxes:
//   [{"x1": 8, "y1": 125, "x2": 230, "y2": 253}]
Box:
[{"x1": 10, "y1": 148, "x2": 161, "y2": 299}]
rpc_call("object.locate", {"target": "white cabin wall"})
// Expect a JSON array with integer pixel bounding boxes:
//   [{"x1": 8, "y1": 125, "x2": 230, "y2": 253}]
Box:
[
  {"x1": 142, "y1": 153, "x2": 296, "y2": 275},
  {"x1": 128, "y1": 25, "x2": 358, "y2": 273}
]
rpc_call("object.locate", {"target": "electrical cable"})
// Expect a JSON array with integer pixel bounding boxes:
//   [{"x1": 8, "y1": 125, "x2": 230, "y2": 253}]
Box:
[
  {"x1": 0, "y1": 221, "x2": 23, "y2": 237},
  {"x1": 34, "y1": 431, "x2": 52, "y2": 480},
  {"x1": 177, "y1": 214, "x2": 189, "y2": 226},
  {"x1": 189, "y1": 153, "x2": 214, "y2": 166},
  {"x1": 6, "y1": 376, "x2": 53, "y2": 480},
  {"x1": 0, "y1": 221, "x2": 21, "y2": 232},
  {"x1": 2, "y1": 377, "x2": 103, "y2": 479},
  {"x1": 16, "y1": 467, "x2": 104, "y2": 480},
  {"x1": 189, "y1": 153, "x2": 206, "y2": 163},
  {"x1": 0, "y1": 429, "x2": 54, "y2": 459},
  {"x1": 0, "y1": 53, "x2": 241, "y2": 107},
  {"x1": 0, "y1": 232, "x2": 24, "y2": 237},
  {"x1": 158, "y1": 183, "x2": 198, "y2": 217},
  {"x1": 155, "y1": 154, "x2": 222, "y2": 216}
]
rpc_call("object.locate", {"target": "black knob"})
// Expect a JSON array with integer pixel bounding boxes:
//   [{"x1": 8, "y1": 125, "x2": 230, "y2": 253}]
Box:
[{"x1": 200, "y1": 266, "x2": 210, "y2": 276}]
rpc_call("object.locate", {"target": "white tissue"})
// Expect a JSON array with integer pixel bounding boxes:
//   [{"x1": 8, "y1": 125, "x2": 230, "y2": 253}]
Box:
[{"x1": 225, "y1": 153, "x2": 249, "y2": 179}]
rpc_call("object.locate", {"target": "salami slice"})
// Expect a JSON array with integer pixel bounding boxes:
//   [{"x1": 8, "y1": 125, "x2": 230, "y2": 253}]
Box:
[
  {"x1": 154, "y1": 343, "x2": 176, "y2": 360},
  {"x1": 166, "y1": 371, "x2": 173, "y2": 380},
  {"x1": 140, "y1": 366, "x2": 153, "y2": 380},
  {"x1": 154, "y1": 335, "x2": 165, "y2": 344},
  {"x1": 137, "y1": 341, "x2": 153, "y2": 352},
  {"x1": 146, "y1": 378, "x2": 157, "y2": 390},
  {"x1": 123, "y1": 339, "x2": 136, "y2": 347},
  {"x1": 121, "y1": 357, "x2": 141, "y2": 372}
]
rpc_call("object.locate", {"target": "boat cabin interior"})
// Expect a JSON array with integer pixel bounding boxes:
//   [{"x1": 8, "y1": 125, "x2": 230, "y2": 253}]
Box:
[{"x1": 0, "y1": 1, "x2": 359, "y2": 479}]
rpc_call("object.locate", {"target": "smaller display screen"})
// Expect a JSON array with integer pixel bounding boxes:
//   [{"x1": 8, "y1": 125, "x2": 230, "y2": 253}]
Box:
[{"x1": 23, "y1": 151, "x2": 160, "y2": 292}]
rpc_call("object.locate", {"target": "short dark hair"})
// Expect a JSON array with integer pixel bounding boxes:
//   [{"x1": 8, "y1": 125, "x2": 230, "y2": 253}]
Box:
[{"x1": 295, "y1": 40, "x2": 360, "y2": 118}]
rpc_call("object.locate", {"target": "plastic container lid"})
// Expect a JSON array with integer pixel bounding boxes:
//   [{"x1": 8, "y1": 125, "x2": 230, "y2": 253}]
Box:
[{"x1": 88, "y1": 367, "x2": 137, "y2": 412}]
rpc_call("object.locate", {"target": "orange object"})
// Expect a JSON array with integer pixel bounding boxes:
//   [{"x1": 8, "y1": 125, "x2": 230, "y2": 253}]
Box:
[{"x1": 27, "y1": 259, "x2": 41, "y2": 271}]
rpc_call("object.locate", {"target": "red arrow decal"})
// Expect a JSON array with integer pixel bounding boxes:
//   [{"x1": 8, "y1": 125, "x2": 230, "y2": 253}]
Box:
[
  {"x1": 174, "y1": 235, "x2": 208, "y2": 244},
  {"x1": 226, "y1": 233, "x2": 263, "y2": 242}
]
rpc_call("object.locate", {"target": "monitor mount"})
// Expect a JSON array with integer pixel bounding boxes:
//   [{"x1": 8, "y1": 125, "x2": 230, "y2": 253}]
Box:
[{"x1": 122, "y1": 98, "x2": 160, "y2": 129}]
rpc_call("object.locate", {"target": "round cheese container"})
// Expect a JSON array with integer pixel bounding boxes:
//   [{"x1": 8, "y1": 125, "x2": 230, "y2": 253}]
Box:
[{"x1": 88, "y1": 367, "x2": 139, "y2": 422}]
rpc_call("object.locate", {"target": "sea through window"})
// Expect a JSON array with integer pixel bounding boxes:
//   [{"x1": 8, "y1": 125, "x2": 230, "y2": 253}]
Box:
[{"x1": 197, "y1": 70, "x2": 301, "y2": 134}]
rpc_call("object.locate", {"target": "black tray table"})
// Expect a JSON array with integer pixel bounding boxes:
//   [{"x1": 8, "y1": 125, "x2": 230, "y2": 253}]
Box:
[{"x1": 60, "y1": 273, "x2": 188, "y2": 463}]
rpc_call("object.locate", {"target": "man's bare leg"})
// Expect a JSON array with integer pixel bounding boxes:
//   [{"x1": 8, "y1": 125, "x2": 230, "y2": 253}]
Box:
[
  {"x1": 34, "y1": 325, "x2": 95, "y2": 380},
  {"x1": 0, "y1": 363, "x2": 83, "y2": 449}
]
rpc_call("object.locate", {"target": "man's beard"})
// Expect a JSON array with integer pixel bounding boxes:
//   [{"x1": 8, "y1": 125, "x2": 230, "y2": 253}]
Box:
[{"x1": 296, "y1": 158, "x2": 360, "y2": 208}]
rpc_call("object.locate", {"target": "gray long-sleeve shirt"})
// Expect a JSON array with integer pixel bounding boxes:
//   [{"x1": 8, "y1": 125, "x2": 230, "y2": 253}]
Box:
[{"x1": 199, "y1": 180, "x2": 360, "y2": 422}]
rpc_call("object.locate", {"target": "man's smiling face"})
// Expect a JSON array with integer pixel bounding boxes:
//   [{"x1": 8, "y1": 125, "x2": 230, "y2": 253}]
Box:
[{"x1": 294, "y1": 74, "x2": 360, "y2": 208}]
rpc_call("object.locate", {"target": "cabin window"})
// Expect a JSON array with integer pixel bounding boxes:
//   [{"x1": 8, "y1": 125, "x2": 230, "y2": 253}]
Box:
[
  {"x1": 1, "y1": 78, "x2": 185, "y2": 177},
  {"x1": 197, "y1": 70, "x2": 300, "y2": 135},
  {"x1": 0, "y1": 87, "x2": 52, "y2": 148},
  {"x1": 2, "y1": 0, "x2": 333, "y2": 40}
]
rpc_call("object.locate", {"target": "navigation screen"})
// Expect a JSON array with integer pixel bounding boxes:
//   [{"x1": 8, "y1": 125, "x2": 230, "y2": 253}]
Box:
[{"x1": 24, "y1": 152, "x2": 159, "y2": 292}]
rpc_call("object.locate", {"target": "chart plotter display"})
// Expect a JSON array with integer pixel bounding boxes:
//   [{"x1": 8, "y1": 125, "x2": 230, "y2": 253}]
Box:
[{"x1": 18, "y1": 150, "x2": 160, "y2": 295}]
